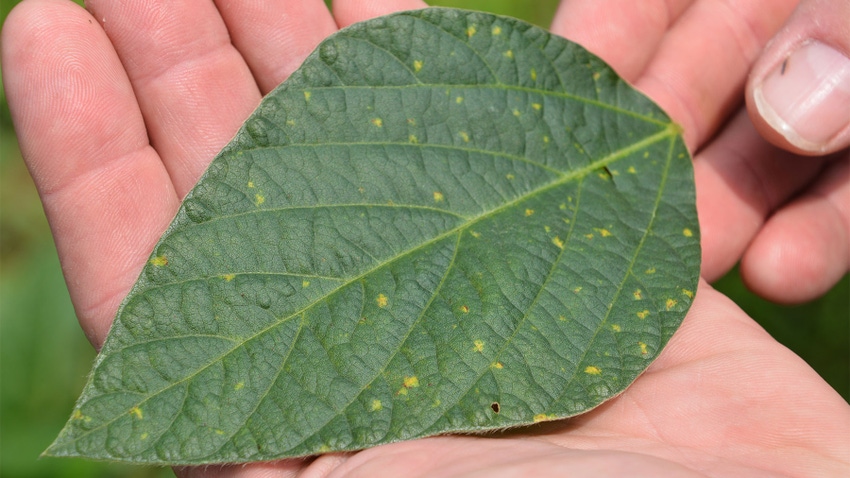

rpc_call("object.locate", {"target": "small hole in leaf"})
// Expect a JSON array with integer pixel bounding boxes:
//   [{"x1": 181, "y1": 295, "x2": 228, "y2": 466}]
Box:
[{"x1": 490, "y1": 402, "x2": 500, "y2": 413}]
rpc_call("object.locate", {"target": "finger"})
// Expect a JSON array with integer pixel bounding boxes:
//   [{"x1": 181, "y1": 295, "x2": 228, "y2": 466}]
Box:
[
  {"x1": 1, "y1": 0, "x2": 179, "y2": 347},
  {"x1": 550, "y1": 0, "x2": 693, "y2": 81},
  {"x1": 631, "y1": 0, "x2": 799, "y2": 150},
  {"x1": 747, "y1": 0, "x2": 850, "y2": 155},
  {"x1": 332, "y1": 0, "x2": 428, "y2": 28},
  {"x1": 692, "y1": 110, "x2": 824, "y2": 281},
  {"x1": 740, "y1": 154, "x2": 849, "y2": 303},
  {"x1": 85, "y1": 0, "x2": 263, "y2": 197},
  {"x1": 214, "y1": 0, "x2": 337, "y2": 94}
]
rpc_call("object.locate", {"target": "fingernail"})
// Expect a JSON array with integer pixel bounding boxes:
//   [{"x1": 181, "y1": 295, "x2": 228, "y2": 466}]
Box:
[{"x1": 754, "y1": 41, "x2": 850, "y2": 152}]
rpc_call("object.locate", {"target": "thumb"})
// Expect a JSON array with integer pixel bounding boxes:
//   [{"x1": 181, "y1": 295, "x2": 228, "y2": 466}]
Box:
[{"x1": 746, "y1": 0, "x2": 850, "y2": 156}]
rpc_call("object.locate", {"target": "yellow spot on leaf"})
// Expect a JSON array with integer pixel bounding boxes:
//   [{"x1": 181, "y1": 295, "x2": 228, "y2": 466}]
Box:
[
  {"x1": 371, "y1": 400, "x2": 383, "y2": 411},
  {"x1": 247, "y1": 181, "x2": 255, "y2": 188},
  {"x1": 413, "y1": 60, "x2": 423, "y2": 72},
  {"x1": 584, "y1": 233, "x2": 594, "y2": 239},
  {"x1": 543, "y1": 135, "x2": 550, "y2": 143},
  {"x1": 130, "y1": 406, "x2": 143, "y2": 420},
  {"x1": 409, "y1": 134, "x2": 418, "y2": 144},
  {"x1": 377, "y1": 294, "x2": 388, "y2": 308},
  {"x1": 318, "y1": 445, "x2": 332, "y2": 453},
  {"x1": 302, "y1": 280, "x2": 310, "y2": 288},
  {"x1": 460, "y1": 305, "x2": 470, "y2": 314},
  {"x1": 492, "y1": 362, "x2": 504, "y2": 369},
  {"x1": 559, "y1": 315, "x2": 567, "y2": 322},
  {"x1": 645, "y1": 267, "x2": 656, "y2": 275},
  {"x1": 628, "y1": 166, "x2": 637, "y2": 174},
  {"x1": 573, "y1": 286, "x2": 582, "y2": 293},
  {"x1": 666, "y1": 298, "x2": 678, "y2": 310},
  {"x1": 371, "y1": 118, "x2": 383, "y2": 127},
  {"x1": 466, "y1": 25, "x2": 477, "y2": 38},
  {"x1": 611, "y1": 324, "x2": 622, "y2": 332},
  {"x1": 303, "y1": 91, "x2": 311, "y2": 102},
  {"x1": 682, "y1": 288, "x2": 694, "y2": 299},
  {"x1": 140, "y1": 432, "x2": 149, "y2": 440},
  {"x1": 552, "y1": 236, "x2": 564, "y2": 250},
  {"x1": 533, "y1": 413, "x2": 554, "y2": 423},
  {"x1": 504, "y1": 49, "x2": 513, "y2": 59},
  {"x1": 506, "y1": 173, "x2": 515, "y2": 180},
  {"x1": 149, "y1": 255, "x2": 168, "y2": 267},
  {"x1": 235, "y1": 382, "x2": 245, "y2": 391},
  {"x1": 584, "y1": 366, "x2": 602, "y2": 375},
  {"x1": 433, "y1": 191, "x2": 445, "y2": 202},
  {"x1": 513, "y1": 109, "x2": 521, "y2": 117},
  {"x1": 470, "y1": 231, "x2": 481, "y2": 238},
  {"x1": 633, "y1": 289, "x2": 643, "y2": 300},
  {"x1": 473, "y1": 340, "x2": 484, "y2": 352},
  {"x1": 639, "y1": 342, "x2": 649, "y2": 355},
  {"x1": 407, "y1": 118, "x2": 417, "y2": 126},
  {"x1": 595, "y1": 228, "x2": 612, "y2": 237},
  {"x1": 559, "y1": 203, "x2": 567, "y2": 210},
  {"x1": 525, "y1": 209, "x2": 534, "y2": 217},
  {"x1": 683, "y1": 228, "x2": 693, "y2": 237},
  {"x1": 532, "y1": 103, "x2": 541, "y2": 111},
  {"x1": 286, "y1": 119, "x2": 296, "y2": 126},
  {"x1": 544, "y1": 225, "x2": 551, "y2": 233},
  {"x1": 397, "y1": 388, "x2": 408, "y2": 396},
  {"x1": 221, "y1": 274, "x2": 236, "y2": 282},
  {"x1": 404, "y1": 376, "x2": 419, "y2": 388},
  {"x1": 592, "y1": 71, "x2": 601, "y2": 80},
  {"x1": 459, "y1": 131, "x2": 470, "y2": 142},
  {"x1": 530, "y1": 68, "x2": 537, "y2": 81},
  {"x1": 492, "y1": 26, "x2": 502, "y2": 35},
  {"x1": 255, "y1": 193, "x2": 265, "y2": 206},
  {"x1": 637, "y1": 310, "x2": 650, "y2": 319},
  {"x1": 455, "y1": 96, "x2": 464, "y2": 104}
]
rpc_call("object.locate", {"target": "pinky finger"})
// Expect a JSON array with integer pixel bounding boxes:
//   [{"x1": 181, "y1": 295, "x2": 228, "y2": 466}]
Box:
[{"x1": 740, "y1": 154, "x2": 850, "y2": 304}]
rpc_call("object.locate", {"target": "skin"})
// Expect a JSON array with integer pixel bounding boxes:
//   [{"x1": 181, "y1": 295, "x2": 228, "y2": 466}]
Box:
[{"x1": 2, "y1": 0, "x2": 848, "y2": 476}]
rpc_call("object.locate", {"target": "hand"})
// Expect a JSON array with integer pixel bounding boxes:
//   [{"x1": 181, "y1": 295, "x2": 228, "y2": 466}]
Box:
[
  {"x1": 2, "y1": 0, "x2": 848, "y2": 477},
  {"x1": 553, "y1": 0, "x2": 850, "y2": 305}
]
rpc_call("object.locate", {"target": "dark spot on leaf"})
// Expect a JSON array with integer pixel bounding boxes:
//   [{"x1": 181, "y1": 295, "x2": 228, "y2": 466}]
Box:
[{"x1": 490, "y1": 402, "x2": 500, "y2": 413}]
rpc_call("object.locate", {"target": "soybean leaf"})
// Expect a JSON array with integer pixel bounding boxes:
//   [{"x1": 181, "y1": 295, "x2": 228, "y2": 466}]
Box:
[{"x1": 46, "y1": 8, "x2": 700, "y2": 464}]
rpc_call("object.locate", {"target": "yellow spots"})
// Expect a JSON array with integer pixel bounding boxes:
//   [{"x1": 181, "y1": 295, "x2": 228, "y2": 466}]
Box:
[
  {"x1": 140, "y1": 432, "x2": 149, "y2": 440},
  {"x1": 234, "y1": 381, "x2": 245, "y2": 391},
  {"x1": 433, "y1": 191, "x2": 445, "y2": 203},
  {"x1": 150, "y1": 255, "x2": 168, "y2": 267},
  {"x1": 255, "y1": 193, "x2": 265, "y2": 206},
  {"x1": 473, "y1": 340, "x2": 485, "y2": 352},
  {"x1": 466, "y1": 25, "x2": 477, "y2": 38},
  {"x1": 409, "y1": 134, "x2": 418, "y2": 144},
  {"x1": 544, "y1": 225, "x2": 551, "y2": 233},
  {"x1": 371, "y1": 118, "x2": 383, "y2": 127},
  {"x1": 504, "y1": 49, "x2": 514, "y2": 59},
  {"x1": 407, "y1": 118, "x2": 417, "y2": 126},
  {"x1": 221, "y1": 274, "x2": 236, "y2": 282},
  {"x1": 492, "y1": 361, "x2": 504, "y2": 369},
  {"x1": 413, "y1": 60, "x2": 423, "y2": 73},
  {"x1": 376, "y1": 294, "x2": 388, "y2": 308},
  {"x1": 611, "y1": 324, "x2": 622, "y2": 332},
  {"x1": 470, "y1": 230, "x2": 481, "y2": 239},
  {"x1": 584, "y1": 233, "x2": 594, "y2": 240},
  {"x1": 594, "y1": 228, "x2": 612, "y2": 237},
  {"x1": 318, "y1": 445, "x2": 332, "y2": 453},
  {"x1": 404, "y1": 376, "x2": 419, "y2": 388},
  {"x1": 530, "y1": 68, "x2": 537, "y2": 82},
  {"x1": 643, "y1": 151, "x2": 650, "y2": 158},
  {"x1": 286, "y1": 119, "x2": 296, "y2": 126},
  {"x1": 455, "y1": 96, "x2": 464, "y2": 104},
  {"x1": 633, "y1": 289, "x2": 643, "y2": 300},
  {"x1": 247, "y1": 181, "x2": 255, "y2": 188},
  {"x1": 72, "y1": 409, "x2": 91, "y2": 422},
  {"x1": 559, "y1": 315, "x2": 567, "y2": 322},
  {"x1": 683, "y1": 228, "x2": 694, "y2": 237},
  {"x1": 645, "y1": 267, "x2": 657, "y2": 275},
  {"x1": 492, "y1": 25, "x2": 502, "y2": 35},
  {"x1": 525, "y1": 209, "x2": 535, "y2": 217},
  {"x1": 559, "y1": 203, "x2": 567, "y2": 210},
  {"x1": 460, "y1": 305, "x2": 470, "y2": 314},
  {"x1": 592, "y1": 71, "x2": 601, "y2": 81},
  {"x1": 552, "y1": 236, "x2": 564, "y2": 250},
  {"x1": 543, "y1": 135, "x2": 550, "y2": 144},
  {"x1": 637, "y1": 310, "x2": 650, "y2": 319},
  {"x1": 459, "y1": 131, "x2": 470, "y2": 142},
  {"x1": 532, "y1": 103, "x2": 542, "y2": 111},
  {"x1": 302, "y1": 280, "x2": 310, "y2": 288},
  {"x1": 584, "y1": 366, "x2": 602, "y2": 375},
  {"x1": 666, "y1": 298, "x2": 678, "y2": 310},
  {"x1": 215, "y1": 429, "x2": 225, "y2": 435},
  {"x1": 303, "y1": 91, "x2": 311, "y2": 102},
  {"x1": 371, "y1": 399, "x2": 383, "y2": 411},
  {"x1": 533, "y1": 413, "x2": 555, "y2": 423},
  {"x1": 573, "y1": 286, "x2": 582, "y2": 294},
  {"x1": 682, "y1": 288, "x2": 694, "y2": 299},
  {"x1": 639, "y1": 342, "x2": 649, "y2": 355},
  {"x1": 130, "y1": 406, "x2": 143, "y2": 420},
  {"x1": 628, "y1": 166, "x2": 637, "y2": 174},
  {"x1": 506, "y1": 173, "x2": 515, "y2": 180},
  {"x1": 513, "y1": 109, "x2": 521, "y2": 117}
]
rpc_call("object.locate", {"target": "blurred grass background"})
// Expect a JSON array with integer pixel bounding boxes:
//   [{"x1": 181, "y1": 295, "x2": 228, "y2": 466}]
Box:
[{"x1": 1, "y1": 0, "x2": 847, "y2": 477}]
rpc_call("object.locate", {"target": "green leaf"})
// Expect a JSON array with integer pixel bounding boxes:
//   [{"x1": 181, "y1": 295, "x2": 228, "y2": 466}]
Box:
[{"x1": 47, "y1": 8, "x2": 699, "y2": 464}]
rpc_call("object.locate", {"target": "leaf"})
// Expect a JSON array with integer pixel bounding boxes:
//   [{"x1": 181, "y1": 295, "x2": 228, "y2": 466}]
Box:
[{"x1": 46, "y1": 8, "x2": 699, "y2": 464}]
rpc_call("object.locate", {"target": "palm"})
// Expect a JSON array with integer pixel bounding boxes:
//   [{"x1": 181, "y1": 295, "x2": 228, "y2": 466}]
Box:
[{"x1": 3, "y1": 0, "x2": 848, "y2": 476}]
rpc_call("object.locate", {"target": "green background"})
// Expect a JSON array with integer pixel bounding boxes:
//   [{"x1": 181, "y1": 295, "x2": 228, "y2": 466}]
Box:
[{"x1": 1, "y1": 0, "x2": 846, "y2": 476}]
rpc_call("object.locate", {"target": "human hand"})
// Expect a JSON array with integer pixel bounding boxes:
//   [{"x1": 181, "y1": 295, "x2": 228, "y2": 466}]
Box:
[{"x1": 2, "y1": 0, "x2": 848, "y2": 477}]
